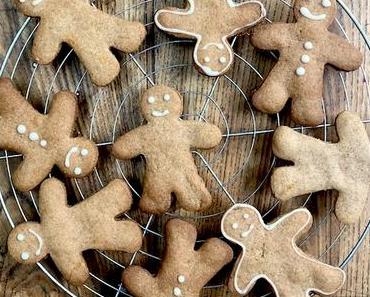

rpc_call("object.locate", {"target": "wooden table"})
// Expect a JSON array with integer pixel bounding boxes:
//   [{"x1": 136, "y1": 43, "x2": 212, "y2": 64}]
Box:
[{"x1": 0, "y1": 0, "x2": 369, "y2": 296}]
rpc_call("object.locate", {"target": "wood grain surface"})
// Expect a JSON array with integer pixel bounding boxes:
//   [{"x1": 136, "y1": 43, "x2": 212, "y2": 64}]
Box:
[{"x1": 0, "y1": 0, "x2": 369, "y2": 296}]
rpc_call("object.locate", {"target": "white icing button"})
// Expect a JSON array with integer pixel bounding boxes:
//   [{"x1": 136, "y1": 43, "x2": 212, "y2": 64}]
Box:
[
  {"x1": 296, "y1": 67, "x2": 306, "y2": 76},
  {"x1": 301, "y1": 54, "x2": 310, "y2": 64},
  {"x1": 40, "y1": 140, "x2": 48, "y2": 147},
  {"x1": 304, "y1": 41, "x2": 314, "y2": 50},
  {"x1": 241, "y1": 231, "x2": 250, "y2": 238},
  {"x1": 19, "y1": 0, "x2": 26, "y2": 2},
  {"x1": 17, "y1": 233, "x2": 25, "y2": 241},
  {"x1": 17, "y1": 124, "x2": 27, "y2": 134},
  {"x1": 163, "y1": 94, "x2": 171, "y2": 102},
  {"x1": 29, "y1": 132, "x2": 39, "y2": 142},
  {"x1": 74, "y1": 167, "x2": 82, "y2": 175},
  {"x1": 219, "y1": 56, "x2": 227, "y2": 64},
  {"x1": 322, "y1": 0, "x2": 331, "y2": 7},
  {"x1": 173, "y1": 287, "x2": 182, "y2": 296},
  {"x1": 204, "y1": 56, "x2": 211, "y2": 63},
  {"x1": 232, "y1": 223, "x2": 239, "y2": 229},
  {"x1": 21, "y1": 252, "x2": 30, "y2": 261},
  {"x1": 178, "y1": 275, "x2": 186, "y2": 284},
  {"x1": 243, "y1": 214, "x2": 249, "y2": 219},
  {"x1": 81, "y1": 148, "x2": 89, "y2": 156},
  {"x1": 148, "y1": 96, "x2": 156, "y2": 104}
]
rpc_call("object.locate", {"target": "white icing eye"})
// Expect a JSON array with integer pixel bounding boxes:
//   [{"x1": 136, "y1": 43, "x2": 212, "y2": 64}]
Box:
[
  {"x1": 17, "y1": 124, "x2": 27, "y2": 134},
  {"x1": 301, "y1": 54, "x2": 310, "y2": 64},
  {"x1": 40, "y1": 140, "x2": 48, "y2": 147},
  {"x1": 204, "y1": 56, "x2": 211, "y2": 63},
  {"x1": 219, "y1": 56, "x2": 227, "y2": 64},
  {"x1": 296, "y1": 67, "x2": 306, "y2": 76},
  {"x1": 243, "y1": 214, "x2": 249, "y2": 219},
  {"x1": 81, "y1": 148, "x2": 89, "y2": 156},
  {"x1": 232, "y1": 223, "x2": 239, "y2": 229},
  {"x1": 148, "y1": 96, "x2": 156, "y2": 104},
  {"x1": 173, "y1": 287, "x2": 182, "y2": 296},
  {"x1": 74, "y1": 167, "x2": 82, "y2": 175},
  {"x1": 178, "y1": 275, "x2": 186, "y2": 284},
  {"x1": 163, "y1": 94, "x2": 171, "y2": 102},
  {"x1": 322, "y1": 0, "x2": 331, "y2": 7},
  {"x1": 29, "y1": 132, "x2": 39, "y2": 141},
  {"x1": 17, "y1": 233, "x2": 25, "y2": 241},
  {"x1": 304, "y1": 41, "x2": 314, "y2": 50},
  {"x1": 21, "y1": 252, "x2": 30, "y2": 261}
]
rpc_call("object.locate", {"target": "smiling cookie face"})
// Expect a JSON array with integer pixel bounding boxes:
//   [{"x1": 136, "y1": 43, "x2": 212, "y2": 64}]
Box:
[
  {"x1": 8, "y1": 223, "x2": 47, "y2": 264},
  {"x1": 294, "y1": 0, "x2": 336, "y2": 26},
  {"x1": 13, "y1": 0, "x2": 46, "y2": 16},
  {"x1": 141, "y1": 86, "x2": 183, "y2": 121}
]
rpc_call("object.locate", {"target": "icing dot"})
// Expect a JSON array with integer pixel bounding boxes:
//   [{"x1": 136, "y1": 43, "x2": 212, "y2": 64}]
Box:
[
  {"x1": 232, "y1": 223, "x2": 239, "y2": 229},
  {"x1": 178, "y1": 275, "x2": 186, "y2": 284},
  {"x1": 173, "y1": 287, "x2": 182, "y2": 296},
  {"x1": 19, "y1": 0, "x2": 26, "y2": 2},
  {"x1": 301, "y1": 54, "x2": 310, "y2": 64},
  {"x1": 148, "y1": 96, "x2": 156, "y2": 104},
  {"x1": 40, "y1": 140, "x2": 47, "y2": 147},
  {"x1": 163, "y1": 94, "x2": 171, "y2": 102},
  {"x1": 219, "y1": 56, "x2": 227, "y2": 64},
  {"x1": 21, "y1": 252, "x2": 30, "y2": 261},
  {"x1": 243, "y1": 214, "x2": 249, "y2": 219},
  {"x1": 29, "y1": 132, "x2": 39, "y2": 142},
  {"x1": 204, "y1": 56, "x2": 211, "y2": 63},
  {"x1": 304, "y1": 41, "x2": 314, "y2": 50},
  {"x1": 17, "y1": 233, "x2": 25, "y2": 241},
  {"x1": 296, "y1": 67, "x2": 306, "y2": 76},
  {"x1": 17, "y1": 124, "x2": 27, "y2": 134},
  {"x1": 322, "y1": 0, "x2": 331, "y2": 7},
  {"x1": 81, "y1": 148, "x2": 89, "y2": 156},
  {"x1": 241, "y1": 231, "x2": 250, "y2": 238},
  {"x1": 74, "y1": 167, "x2": 82, "y2": 175}
]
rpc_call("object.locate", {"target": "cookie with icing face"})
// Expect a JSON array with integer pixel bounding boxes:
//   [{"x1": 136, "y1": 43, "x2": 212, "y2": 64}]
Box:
[
  {"x1": 123, "y1": 219, "x2": 233, "y2": 297},
  {"x1": 12, "y1": 0, "x2": 146, "y2": 86},
  {"x1": 221, "y1": 204, "x2": 346, "y2": 297},
  {"x1": 155, "y1": 0, "x2": 266, "y2": 76},
  {"x1": 0, "y1": 78, "x2": 98, "y2": 191},
  {"x1": 272, "y1": 111, "x2": 370, "y2": 224},
  {"x1": 251, "y1": 0, "x2": 363, "y2": 125},
  {"x1": 8, "y1": 178, "x2": 143, "y2": 285},
  {"x1": 112, "y1": 85, "x2": 222, "y2": 214}
]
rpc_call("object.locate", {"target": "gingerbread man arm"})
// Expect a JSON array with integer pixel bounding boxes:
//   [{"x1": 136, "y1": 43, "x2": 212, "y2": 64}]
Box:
[
  {"x1": 230, "y1": 1, "x2": 266, "y2": 32},
  {"x1": 112, "y1": 126, "x2": 147, "y2": 159},
  {"x1": 326, "y1": 33, "x2": 363, "y2": 71},
  {"x1": 183, "y1": 121, "x2": 222, "y2": 149},
  {"x1": 123, "y1": 266, "x2": 159, "y2": 297},
  {"x1": 251, "y1": 23, "x2": 294, "y2": 50}
]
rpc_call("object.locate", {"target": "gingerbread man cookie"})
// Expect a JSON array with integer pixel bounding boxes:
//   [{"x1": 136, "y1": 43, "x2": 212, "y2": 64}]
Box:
[
  {"x1": 155, "y1": 0, "x2": 266, "y2": 76},
  {"x1": 251, "y1": 0, "x2": 363, "y2": 125},
  {"x1": 222, "y1": 204, "x2": 346, "y2": 297},
  {"x1": 112, "y1": 85, "x2": 222, "y2": 214},
  {"x1": 0, "y1": 78, "x2": 98, "y2": 192},
  {"x1": 8, "y1": 178, "x2": 143, "y2": 285},
  {"x1": 123, "y1": 219, "x2": 233, "y2": 297},
  {"x1": 13, "y1": 0, "x2": 146, "y2": 86},
  {"x1": 272, "y1": 111, "x2": 370, "y2": 224}
]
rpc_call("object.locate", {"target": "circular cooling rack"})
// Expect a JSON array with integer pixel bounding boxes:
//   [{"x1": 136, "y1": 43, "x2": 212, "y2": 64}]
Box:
[{"x1": 0, "y1": 0, "x2": 369, "y2": 296}]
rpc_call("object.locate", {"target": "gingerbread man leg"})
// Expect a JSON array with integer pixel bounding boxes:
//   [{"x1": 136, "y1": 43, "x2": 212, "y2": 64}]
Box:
[
  {"x1": 123, "y1": 266, "x2": 159, "y2": 297},
  {"x1": 32, "y1": 22, "x2": 62, "y2": 64}
]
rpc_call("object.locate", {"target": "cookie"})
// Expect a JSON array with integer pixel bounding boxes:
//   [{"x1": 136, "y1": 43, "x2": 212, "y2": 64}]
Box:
[
  {"x1": 0, "y1": 78, "x2": 98, "y2": 192},
  {"x1": 271, "y1": 111, "x2": 370, "y2": 224},
  {"x1": 155, "y1": 0, "x2": 266, "y2": 76},
  {"x1": 251, "y1": 0, "x2": 363, "y2": 125},
  {"x1": 222, "y1": 204, "x2": 346, "y2": 296},
  {"x1": 123, "y1": 219, "x2": 233, "y2": 297},
  {"x1": 7, "y1": 178, "x2": 143, "y2": 285},
  {"x1": 12, "y1": 0, "x2": 146, "y2": 86},
  {"x1": 112, "y1": 85, "x2": 222, "y2": 214}
]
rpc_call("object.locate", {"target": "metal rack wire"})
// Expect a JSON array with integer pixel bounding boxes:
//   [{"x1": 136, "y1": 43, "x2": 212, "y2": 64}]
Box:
[{"x1": 0, "y1": 0, "x2": 369, "y2": 296}]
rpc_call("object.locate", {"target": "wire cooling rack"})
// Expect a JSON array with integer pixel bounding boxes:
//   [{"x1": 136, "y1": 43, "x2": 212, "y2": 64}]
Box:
[{"x1": 0, "y1": 0, "x2": 369, "y2": 296}]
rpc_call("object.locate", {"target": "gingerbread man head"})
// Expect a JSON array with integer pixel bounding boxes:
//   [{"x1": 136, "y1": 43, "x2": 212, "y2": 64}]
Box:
[
  {"x1": 8, "y1": 222, "x2": 48, "y2": 264},
  {"x1": 56, "y1": 138, "x2": 99, "y2": 178},
  {"x1": 141, "y1": 86, "x2": 183, "y2": 122},
  {"x1": 294, "y1": 0, "x2": 337, "y2": 27},
  {"x1": 13, "y1": 0, "x2": 48, "y2": 16}
]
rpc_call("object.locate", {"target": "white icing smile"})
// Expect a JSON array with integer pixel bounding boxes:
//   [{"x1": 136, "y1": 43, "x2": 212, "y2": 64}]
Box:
[
  {"x1": 201, "y1": 66, "x2": 221, "y2": 77},
  {"x1": 300, "y1": 7, "x2": 327, "y2": 21},
  {"x1": 202, "y1": 43, "x2": 225, "y2": 50},
  {"x1": 152, "y1": 110, "x2": 170, "y2": 117},
  {"x1": 32, "y1": 0, "x2": 43, "y2": 6},
  {"x1": 29, "y1": 229, "x2": 43, "y2": 256},
  {"x1": 65, "y1": 146, "x2": 89, "y2": 175}
]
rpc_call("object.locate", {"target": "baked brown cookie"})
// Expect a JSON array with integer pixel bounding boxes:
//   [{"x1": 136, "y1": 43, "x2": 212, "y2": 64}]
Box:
[
  {"x1": 251, "y1": 0, "x2": 363, "y2": 125},
  {"x1": 0, "y1": 78, "x2": 98, "y2": 191},
  {"x1": 123, "y1": 219, "x2": 233, "y2": 297},
  {"x1": 112, "y1": 85, "x2": 222, "y2": 214},
  {"x1": 222, "y1": 204, "x2": 346, "y2": 296},
  {"x1": 7, "y1": 178, "x2": 143, "y2": 285},
  {"x1": 155, "y1": 0, "x2": 266, "y2": 76},
  {"x1": 12, "y1": 0, "x2": 146, "y2": 86},
  {"x1": 271, "y1": 111, "x2": 370, "y2": 224}
]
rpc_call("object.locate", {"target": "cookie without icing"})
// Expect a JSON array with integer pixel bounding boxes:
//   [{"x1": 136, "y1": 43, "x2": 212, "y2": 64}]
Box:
[
  {"x1": 222, "y1": 204, "x2": 346, "y2": 297},
  {"x1": 12, "y1": 0, "x2": 146, "y2": 86},
  {"x1": 7, "y1": 178, "x2": 143, "y2": 285},
  {"x1": 0, "y1": 78, "x2": 98, "y2": 192},
  {"x1": 112, "y1": 85, "x2": 222, "y2": 214},
  {"x1": 251, "y1": 0, "x2": 363, "y2": 125},
  {"x1": 272, "y1": 111, "x2": 370, "y2": 224},
  {"x1": 155, "y1": 0, "x2": 266, "y2": 76},
  {"x1": 123, "y1": 219, "x2": 233, "y2": 297}
]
